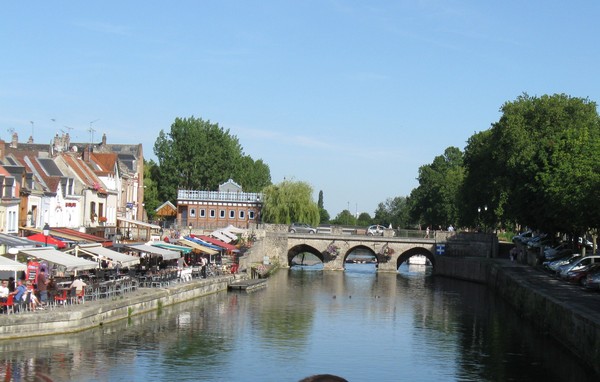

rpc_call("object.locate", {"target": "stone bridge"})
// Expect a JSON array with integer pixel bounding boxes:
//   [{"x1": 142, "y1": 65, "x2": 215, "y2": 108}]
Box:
[
  {"x1": 251, "y1": 232, "x2": 440, "y2": 272},
  {"x1": 286, "y1": 234, "x2": 438, "y2": 271},
  {"x1": 244, "y1": 228, "x2": 497, "y2": 273},
  {"x1": 241, "y1": 230, "x2": 498, "y2": 272}
]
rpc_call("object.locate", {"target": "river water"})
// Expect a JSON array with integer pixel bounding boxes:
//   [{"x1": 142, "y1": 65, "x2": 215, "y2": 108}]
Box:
[{"x1": 0, "y1": 264, "x2": 597, "y2": 382}]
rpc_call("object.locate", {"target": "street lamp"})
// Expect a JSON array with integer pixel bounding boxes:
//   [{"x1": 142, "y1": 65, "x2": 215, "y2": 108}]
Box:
[
  {"x1": 43, "y1": 223, "x2": 50, "y2": 247},
  {"x1": 189, "y1": 224, "x2": 192, "y2": 236},
  {"x1": 478, "y1": 205, "x2": 488, "y2": 231}
]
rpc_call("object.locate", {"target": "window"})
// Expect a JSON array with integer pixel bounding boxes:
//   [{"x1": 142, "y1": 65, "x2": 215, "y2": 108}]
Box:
[
  {"x1": 200, "y1": 209, "x2": 206, "y2": 217},
  {"x1": 209, "y1": 209, "x2": 216, "y2": 218},
  {"x1": 239, "y1": 210, "x2": 245, "y2": 219},
  {"x1": 249, "y1": 211, "x2": 255, "y2": 220},
  {"x1": 190, "y1": 208, "x2": 196, "y2": 217},
  {"x1": 220, "y1": 210, "x2": 225, "y2": 218},
  {"x1": 90, "y1": 201, "x2": 96, "y2": 220},
  {"x1": 229, "y1": 210, "x2": 235, "y2": 218}
]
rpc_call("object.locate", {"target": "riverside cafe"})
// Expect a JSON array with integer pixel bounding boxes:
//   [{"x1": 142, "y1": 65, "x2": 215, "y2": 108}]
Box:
[{"x1": 0, "y1": 233, "x2": 46, "y2": 281}]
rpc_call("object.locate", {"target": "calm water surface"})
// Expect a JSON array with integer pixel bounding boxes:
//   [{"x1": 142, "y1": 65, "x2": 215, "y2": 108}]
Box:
[{"x1": 0, "y1": 264, "x2": 597, "y2": 382}]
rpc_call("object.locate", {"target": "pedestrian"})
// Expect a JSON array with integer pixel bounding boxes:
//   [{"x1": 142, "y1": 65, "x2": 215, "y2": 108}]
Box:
[{"x1": 425, "y1": 226, "x2": 430, "y2": 238}]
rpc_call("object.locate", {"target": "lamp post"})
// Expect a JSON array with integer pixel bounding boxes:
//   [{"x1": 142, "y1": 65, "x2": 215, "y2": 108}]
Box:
[
  {"x1": 189, "y1": 224, "x2": 192, "y2": 237},
  {"x1": 478, "y1": 205, "x2": 488, "y2": 232},
  {"x1": 43, "y1": 223, "x2": 50, "y2": 247}
]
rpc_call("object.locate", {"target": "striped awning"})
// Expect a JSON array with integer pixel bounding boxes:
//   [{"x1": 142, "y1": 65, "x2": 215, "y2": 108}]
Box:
[
  {"x1": 124, "y1": 244, "x2": 180, "y2": 260},
  {"x1": 73, "y1": 244, "x2": 140, "y2": 267}
]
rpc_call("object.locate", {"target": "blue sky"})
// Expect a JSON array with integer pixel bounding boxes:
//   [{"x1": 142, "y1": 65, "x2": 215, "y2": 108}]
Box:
[{"x1": 2, "y1": 1, "x2": 599, "y2": 218}]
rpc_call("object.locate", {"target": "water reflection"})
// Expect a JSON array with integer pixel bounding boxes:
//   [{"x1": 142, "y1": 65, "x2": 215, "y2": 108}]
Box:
[{"x1": 0, "y1": 267, "x2": 597, "y2": 382}]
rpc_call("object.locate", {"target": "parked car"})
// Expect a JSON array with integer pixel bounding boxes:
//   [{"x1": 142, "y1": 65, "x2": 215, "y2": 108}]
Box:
[
  {"x1": 543, "y1": 246, "x2": 574, "y2": 262},
  {"x1": 558, "y1": 256, "x2": 600, "y2": 279},
  {"x1": 562, "y1": 262, "x2": 600, "y2": 284},
  {"x1": 583, "y1": 267, "x2": 600, "y2": 291},
  {"x1": 288, "y1": 223, "x2": 317, "y2": 234},
  {"x1": 366, "y1": 225, "x2": 386, "y2": 236},
  {"x1": 543, "y1": 242, "x2": 570, "y2": 258},
  {"x1": 512, "y1": 231, "x2": 533, "y2": 244},
  {"x1": 544, "y1": 253, "x2": 581, "y2": 273}
]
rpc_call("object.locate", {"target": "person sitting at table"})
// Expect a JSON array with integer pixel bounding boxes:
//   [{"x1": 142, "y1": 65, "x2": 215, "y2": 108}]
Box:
[
  {"x1": 25, "y1": 280, "x2": 41, "y2": 311},
  {"x1": 10, "y1": 280, "x2": 27, "y2": 311},
  {"x1": 0, "y1": 280, "x2": 9, "y2": 313}
]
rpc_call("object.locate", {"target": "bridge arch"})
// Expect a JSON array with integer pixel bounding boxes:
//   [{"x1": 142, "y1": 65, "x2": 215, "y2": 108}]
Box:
[
  {"x1": 344, "y1": 245, "x2": 378, "y2": 264},
  {"x1": 396, "y1": 247, "x2": 436, "y2": 269},
  {"x1": 288, "y1": 244, "x2": 324, "y2": 267}
]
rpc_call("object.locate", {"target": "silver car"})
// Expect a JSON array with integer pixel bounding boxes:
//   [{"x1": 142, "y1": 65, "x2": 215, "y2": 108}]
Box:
[
  {"x1": 289, "y1": 223, "x2": 317, "y2": 234},
  {"x1": 366, "y1": 225, "x2": 386, "y2": 236}
]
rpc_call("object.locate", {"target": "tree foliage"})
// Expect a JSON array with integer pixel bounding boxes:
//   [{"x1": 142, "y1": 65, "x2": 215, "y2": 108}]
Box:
[
  {"x1": 142, "y1": 159, "x2": 161, "y2": 221},
  {"x1": 317, "y1": 190, "x2": 330, "y2": 223},
  {"x1": 374, "y1": 196, "x2": 410, "y2": 229},
  {"x1": 261, "y1": 180, "x2": 319, "y2": 226},
  {"x1": 409, "y1": 147, "x2": 465, "y2": 229},
  {"x1": 356, "y1": 212, "x2": 372, "y2": 227},
  {"x1": 153, "y1": 116, "x2": 271, "y2": 202},
  {"x1": 463, "y1": 93, "x2": 600, "y2": 235},
  {"x1": 330, "y1": 210, "x2": 356, "y2": 226}
]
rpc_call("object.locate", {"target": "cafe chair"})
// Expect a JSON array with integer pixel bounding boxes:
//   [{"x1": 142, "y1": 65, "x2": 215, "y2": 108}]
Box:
[
  {"x1": 53, "y1": 289, "x2": 69, "y2": 307},
  {"x1": 0, "y1": 294, "x2": 15, "y2": 314}
]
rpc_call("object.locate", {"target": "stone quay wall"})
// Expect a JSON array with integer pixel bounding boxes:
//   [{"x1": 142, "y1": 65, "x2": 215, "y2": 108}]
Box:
[
  {"x1": 434, "y1": 256, "x2": 600, "y2": 376},
  {"x1": 0, "y1": 275, "x2": 235, "y2": 340}
]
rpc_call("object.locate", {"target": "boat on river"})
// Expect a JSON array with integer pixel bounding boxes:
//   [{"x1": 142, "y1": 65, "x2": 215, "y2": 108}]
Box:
[{"x1": 407, "y1": 255, "x2": 429, "y2": 265}]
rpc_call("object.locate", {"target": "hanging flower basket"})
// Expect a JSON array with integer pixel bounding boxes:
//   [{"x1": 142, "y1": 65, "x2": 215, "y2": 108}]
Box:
[
  {"x1": 379, "y1": 245, "x2": 394, "y2": 262},
  {"x1": 324, "y1": 243, "x2": 340, "y2": 261}
]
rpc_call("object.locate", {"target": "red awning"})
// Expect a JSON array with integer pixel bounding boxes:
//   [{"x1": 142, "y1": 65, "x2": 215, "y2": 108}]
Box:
[
  {"x1": 50, "y1": 228, "x2": 113, "y2": 247},
  {"x1": 195, "y1": 235, "x2": 238, "y2": 252},
  {"x1": 26, "y1": 233, "x2": 67, "y2": 249}
]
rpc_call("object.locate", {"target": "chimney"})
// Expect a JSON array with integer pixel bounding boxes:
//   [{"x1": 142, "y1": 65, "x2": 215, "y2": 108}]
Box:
[
  {"x1": 10, "y1": 132, "x2": 18, "y2": 148},
  {"x1": 102, "y1": 133, "x2": 107, "y2": 146}
]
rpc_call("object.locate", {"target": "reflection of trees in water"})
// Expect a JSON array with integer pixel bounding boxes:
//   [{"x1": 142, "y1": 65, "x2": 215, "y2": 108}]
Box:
[
  {"x1": 252, "y1": 271, "x2": 315, "y2": 352},
  {"x1": 0, "y1": 292, "x2": 239, "y2": 381}
]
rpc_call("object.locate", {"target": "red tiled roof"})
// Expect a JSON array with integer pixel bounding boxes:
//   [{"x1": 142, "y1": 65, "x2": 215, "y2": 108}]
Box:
[{"x1": 51, "y1": 228, "x2": 112, "y2": 247}]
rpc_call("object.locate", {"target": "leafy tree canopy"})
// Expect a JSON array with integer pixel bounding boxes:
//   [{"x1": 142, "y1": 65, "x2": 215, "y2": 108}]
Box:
[
  {"x1": 330, "y1": 210, "x2": 357, "y2": 226},
  {"x1": 374, "y1": 196, "x2": 410, "y2": 229},
  {"x1": 482, "y1": 93, "x2": 600, "y2": 235},
  {"x1": 409, "y1": 146, "x2": 464, "y2": 229},
  {"x1": 261, "y1": 180, "x2": 319, "y2": 226},
  {"x1": 153, "y1": 116, "x2": 271, "y2": 202}
]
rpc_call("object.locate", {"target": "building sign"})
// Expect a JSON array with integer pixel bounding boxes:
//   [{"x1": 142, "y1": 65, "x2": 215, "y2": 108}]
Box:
[{"x1": 436, "y1": 244, "x2": 445, "y2": 255}]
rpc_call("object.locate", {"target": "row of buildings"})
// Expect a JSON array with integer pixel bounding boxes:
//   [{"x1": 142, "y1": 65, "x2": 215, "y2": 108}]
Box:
[
  {"x1": 0, "y1": 132, "x2": 144, "y2": 239},
  {"x1": 0, "y1": 132, "x2": 264, "y2": 242}
]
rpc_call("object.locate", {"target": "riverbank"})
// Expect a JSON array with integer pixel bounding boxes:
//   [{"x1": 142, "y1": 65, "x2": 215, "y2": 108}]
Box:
[
  {"x1": 435, "y1": 256, "x2": 600, "y2": 376},
  {"x1": 0, "y1": 274, "x2": 239, "y2": 340}
]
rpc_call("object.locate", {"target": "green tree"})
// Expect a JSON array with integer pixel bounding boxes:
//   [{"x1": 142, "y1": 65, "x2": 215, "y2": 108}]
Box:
[
  {"x1": 261, "y1": 180, "x2": 319, "y2": 226},
  {"x1": 356, "y1": 212, "x2": 372, "y2": 227},
  {"x1": 317, "y1": 190, "x2": 330, "y2": 224},
  {"x1": 476, "y1": 93, "x2": 600, "y2": 235},
  {"x1": 331, "y1": 210, "x2": 356, "y2": 226},
  {"x1": 374, "y1": 196, "x2": 410, "y2": 229},
  {"x1": 409, "y1": 147, "x2": 465, "y2": 229},
  {"x1": 143, "y1": 159, "x2": 161, "y2": 221},
  {"x1": 234, "y1": 156, "x2": 272, "y2": 193},
  {"x1": 153, "y1": 116, "x2": 270, "y2": 201}
]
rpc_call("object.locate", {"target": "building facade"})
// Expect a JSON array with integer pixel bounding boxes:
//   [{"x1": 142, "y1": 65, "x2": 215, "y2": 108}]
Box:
[{"x1": 177, "y1": 179, "x2": 263, "y2": 230}]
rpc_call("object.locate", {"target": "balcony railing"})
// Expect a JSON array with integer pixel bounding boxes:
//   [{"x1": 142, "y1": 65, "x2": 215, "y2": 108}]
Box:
[{"x1": 178, "y1": 190, "x2": 263, "y2": 203}]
